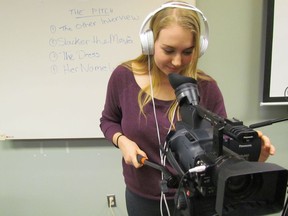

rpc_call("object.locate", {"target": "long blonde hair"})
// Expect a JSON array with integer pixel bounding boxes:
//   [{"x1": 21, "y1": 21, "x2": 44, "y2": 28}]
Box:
[{"x1": 122, "y1": 6, "x2": 210, "y2": 125}]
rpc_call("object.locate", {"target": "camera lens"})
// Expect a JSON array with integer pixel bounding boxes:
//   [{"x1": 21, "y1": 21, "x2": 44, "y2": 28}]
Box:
[{"x1": 225, "y1": 174, "x2": 262, "y2": 200}]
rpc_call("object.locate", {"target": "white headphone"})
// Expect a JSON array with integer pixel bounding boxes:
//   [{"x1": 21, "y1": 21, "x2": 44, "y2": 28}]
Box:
[{"x1": 139, "y1": 1, "x2": 209, "y2": 57}]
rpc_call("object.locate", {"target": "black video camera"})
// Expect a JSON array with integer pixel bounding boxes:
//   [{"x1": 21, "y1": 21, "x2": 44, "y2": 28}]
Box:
[{"x1": 165, "y1": 73, "x2": 288, "y2": 216}]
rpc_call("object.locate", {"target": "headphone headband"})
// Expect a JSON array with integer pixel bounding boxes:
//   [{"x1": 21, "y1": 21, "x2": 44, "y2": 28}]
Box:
[{"x1": 139, "y1": 1, "x2": 209, "y2": 57}]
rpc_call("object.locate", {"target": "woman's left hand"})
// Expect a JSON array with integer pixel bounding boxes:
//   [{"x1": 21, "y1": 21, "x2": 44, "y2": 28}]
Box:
[{"x1": 257, "y1": 131, "x2": 276, "y2": 162}]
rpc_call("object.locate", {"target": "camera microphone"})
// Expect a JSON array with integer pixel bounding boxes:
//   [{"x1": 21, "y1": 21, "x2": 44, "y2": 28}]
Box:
[{"x1": 249, "y1": 117, "x2": 288, "y2": 129}]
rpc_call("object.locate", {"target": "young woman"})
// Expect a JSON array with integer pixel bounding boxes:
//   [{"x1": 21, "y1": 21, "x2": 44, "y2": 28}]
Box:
[{"x1": 100, "y1": 2, "x2": 275, "y2": 215}]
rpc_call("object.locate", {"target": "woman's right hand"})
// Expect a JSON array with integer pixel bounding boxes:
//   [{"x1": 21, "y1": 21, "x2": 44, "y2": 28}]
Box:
[{"x1": 117, "y1": 135, "x2": 147, "y2": 168}]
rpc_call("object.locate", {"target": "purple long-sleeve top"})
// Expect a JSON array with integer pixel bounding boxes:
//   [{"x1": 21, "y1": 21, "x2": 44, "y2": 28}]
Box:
[{"x1": 100, "y1": 65, "x2": 227, "y2": 200}]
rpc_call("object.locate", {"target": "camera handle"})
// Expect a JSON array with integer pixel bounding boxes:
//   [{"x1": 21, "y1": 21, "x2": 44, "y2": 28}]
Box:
[{"x1": 136, "y1": 154, "x2": 179, "y2": 189}]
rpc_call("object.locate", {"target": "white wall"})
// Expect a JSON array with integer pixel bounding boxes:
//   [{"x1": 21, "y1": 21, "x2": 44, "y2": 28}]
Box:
[{"x1": 0, "y1": 0, "x2": 287, "y2": 216}]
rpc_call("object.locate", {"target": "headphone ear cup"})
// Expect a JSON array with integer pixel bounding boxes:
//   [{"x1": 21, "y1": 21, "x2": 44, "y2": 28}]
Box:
[
  {"x1": 199, "y1": 36, "x2": 208, "y2": 57},
  {"x1": 140, "y1": 29, "x2": 154, "y2": 55}
]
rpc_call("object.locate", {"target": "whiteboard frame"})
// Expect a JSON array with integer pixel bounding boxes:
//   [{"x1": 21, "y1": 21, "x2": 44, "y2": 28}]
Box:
[{"x1": 262, "y1": 0, "x2": 288, "y2": 105}]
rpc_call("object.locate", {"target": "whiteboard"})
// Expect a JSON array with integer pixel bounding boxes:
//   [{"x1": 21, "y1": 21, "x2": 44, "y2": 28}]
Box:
[
  {"x1": 0, "y1": 0, "x2": 168, "y2": 139},
  {"x1": 262, "y1": 0, "x2": 288, "y2": 105}
]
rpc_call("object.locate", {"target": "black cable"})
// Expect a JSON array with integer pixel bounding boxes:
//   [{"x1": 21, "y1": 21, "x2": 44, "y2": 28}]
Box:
[{"x1": 173, "y1": 171, "x2": 190, "y2": 216}]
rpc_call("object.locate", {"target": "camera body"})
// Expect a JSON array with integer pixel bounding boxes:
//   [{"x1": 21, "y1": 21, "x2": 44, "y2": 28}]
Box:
[
  {"x1": 167, "y1": 105, "x2": 288, "y2": 216},
  {"x1": 165, "y1": 73, "x2": 288, "y2": 216}
]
